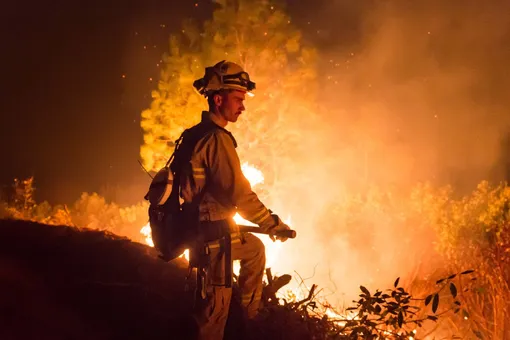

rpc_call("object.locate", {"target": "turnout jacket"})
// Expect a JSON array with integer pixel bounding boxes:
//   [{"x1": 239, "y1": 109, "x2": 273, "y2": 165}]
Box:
[{"x1": 179, "y1": 111, "x2": 275, "y2": 232}]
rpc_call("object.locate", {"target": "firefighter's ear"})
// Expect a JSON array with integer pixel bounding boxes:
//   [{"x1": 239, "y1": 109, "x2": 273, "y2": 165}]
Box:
[{"x1": 213, "y1": 92, "x2": 223, "y2": 107}]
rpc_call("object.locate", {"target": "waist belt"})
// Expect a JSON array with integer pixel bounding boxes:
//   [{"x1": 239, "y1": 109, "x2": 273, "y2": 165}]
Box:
[
  {"x1": 206, "y1": 233, "x2": 241, "y2": 249},
  {"x1": 199, "y1": 218, "x2": 239, "y2": 242}
]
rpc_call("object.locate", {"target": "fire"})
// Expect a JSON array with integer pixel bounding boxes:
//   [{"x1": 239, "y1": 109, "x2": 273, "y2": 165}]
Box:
[
  {"x1": 240, "y1": 162, "x2": 264, "y2": 187},
  {"x1": 140, "y1": 224, "x2": 154, "y2": 247}
]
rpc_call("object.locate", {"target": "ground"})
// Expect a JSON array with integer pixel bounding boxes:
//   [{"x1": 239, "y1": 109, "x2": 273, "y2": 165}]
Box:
[{"x1": 0, "y1": 219, "x2": 199, "y2": 340}]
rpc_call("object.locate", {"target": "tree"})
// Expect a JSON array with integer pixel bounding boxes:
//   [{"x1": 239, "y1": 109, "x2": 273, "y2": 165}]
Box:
[{"x1": 140, "y1": 0, "x2": 320, "y2": 206}]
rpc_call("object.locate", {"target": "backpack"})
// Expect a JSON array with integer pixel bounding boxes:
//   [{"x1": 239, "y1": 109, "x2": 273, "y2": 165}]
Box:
[{"x1": 144, "y1": 121, "x2": 219, "y2": 261}]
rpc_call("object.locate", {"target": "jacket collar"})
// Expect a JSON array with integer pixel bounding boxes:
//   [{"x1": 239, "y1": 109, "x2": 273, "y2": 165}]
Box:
[
  {"x1": 200, "y1": 111, "x2": 237, "y2": 148},
  {"x1": 201, "y1": 111, "x2": 222, "y2": 127}
]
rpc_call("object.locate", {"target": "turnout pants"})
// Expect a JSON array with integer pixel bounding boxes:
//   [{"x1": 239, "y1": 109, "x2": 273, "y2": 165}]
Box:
[{"x1": 193, "y1": 232, "x2": 266, "y2": 340}]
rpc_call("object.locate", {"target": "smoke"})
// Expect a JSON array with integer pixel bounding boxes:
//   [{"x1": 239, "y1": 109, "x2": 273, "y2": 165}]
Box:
[
  {"x1": 264, "y1": 0, "x2": 510, "y2": 305},
  {"x1": 318, "y1": 0, "x2": 510, "y2": 190}
]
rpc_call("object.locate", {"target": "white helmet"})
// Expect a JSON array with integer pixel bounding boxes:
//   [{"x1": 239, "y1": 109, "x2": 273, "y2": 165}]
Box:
[{"x1": 193, "y1": 60, "x2": 256, "y2": 96}]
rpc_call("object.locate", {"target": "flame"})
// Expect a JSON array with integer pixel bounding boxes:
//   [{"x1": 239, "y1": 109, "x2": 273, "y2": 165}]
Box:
[
  {"x1": 140, "y1": 224, "x2": 154, "y2": 247},
  {"x1": 240, "y1": 162, "x2": 264, "y2": 187}
]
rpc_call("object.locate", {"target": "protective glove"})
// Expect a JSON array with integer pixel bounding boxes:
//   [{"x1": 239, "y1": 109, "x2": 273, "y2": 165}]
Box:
[{"x1": 268, "y1": 214, "x2": 291, "y2": 243}]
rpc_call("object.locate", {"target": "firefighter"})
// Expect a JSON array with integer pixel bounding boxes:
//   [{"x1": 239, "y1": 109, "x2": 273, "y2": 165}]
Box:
[{"x1": 181, "y1": 60, "x2": 291, "y2": 340}]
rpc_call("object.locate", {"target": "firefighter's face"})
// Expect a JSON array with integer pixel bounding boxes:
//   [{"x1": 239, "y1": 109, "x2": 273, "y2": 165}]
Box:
[{"x1": 215, "y1": 90, "x2": 246, "y2": 123}]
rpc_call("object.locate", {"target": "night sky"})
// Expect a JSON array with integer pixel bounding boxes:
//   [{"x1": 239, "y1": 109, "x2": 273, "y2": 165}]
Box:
[
  {"x1": 0, "y1": 1, "x2": 229, "y2": 205},
  {"x1": 1, "y1": 0, "x2": 352, "y2": 205},
  {"x1": 1, "y1": 1, "x2": 206, "y2": 204}
]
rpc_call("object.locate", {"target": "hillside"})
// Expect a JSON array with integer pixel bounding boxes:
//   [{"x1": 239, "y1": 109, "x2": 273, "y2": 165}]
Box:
[{"x1": 0, "y1": 219, "x2": 201, "y2": 340}]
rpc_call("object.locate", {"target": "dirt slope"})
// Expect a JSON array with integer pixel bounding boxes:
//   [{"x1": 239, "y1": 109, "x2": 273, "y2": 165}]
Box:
[{"x1": 0, "y1": 219, "x2": 197, "y2": 340}]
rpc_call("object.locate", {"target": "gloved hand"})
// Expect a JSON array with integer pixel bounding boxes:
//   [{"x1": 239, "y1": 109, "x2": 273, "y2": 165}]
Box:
[{"x1": 268, "y1": 214, "x2": 291, "y2": 242}]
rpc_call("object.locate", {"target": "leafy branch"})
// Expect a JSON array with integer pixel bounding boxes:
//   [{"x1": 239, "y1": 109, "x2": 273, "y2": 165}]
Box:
[{"x1": 254, "y1": 270, "x2": 478, "y2": 339}]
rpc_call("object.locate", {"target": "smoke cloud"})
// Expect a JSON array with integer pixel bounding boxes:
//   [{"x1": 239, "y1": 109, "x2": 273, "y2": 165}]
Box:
[
  {"x1": 318, "y1": 0, "x2": 510, "y2": 189},
  {"x1": 266, "y1": 0, "x2": 510, "y2": 305}
]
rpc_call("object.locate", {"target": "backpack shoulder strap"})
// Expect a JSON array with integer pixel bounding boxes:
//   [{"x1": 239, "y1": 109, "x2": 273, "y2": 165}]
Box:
[{"x1": 170, "y1": 121, "x2": 220, "y2": 173}]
